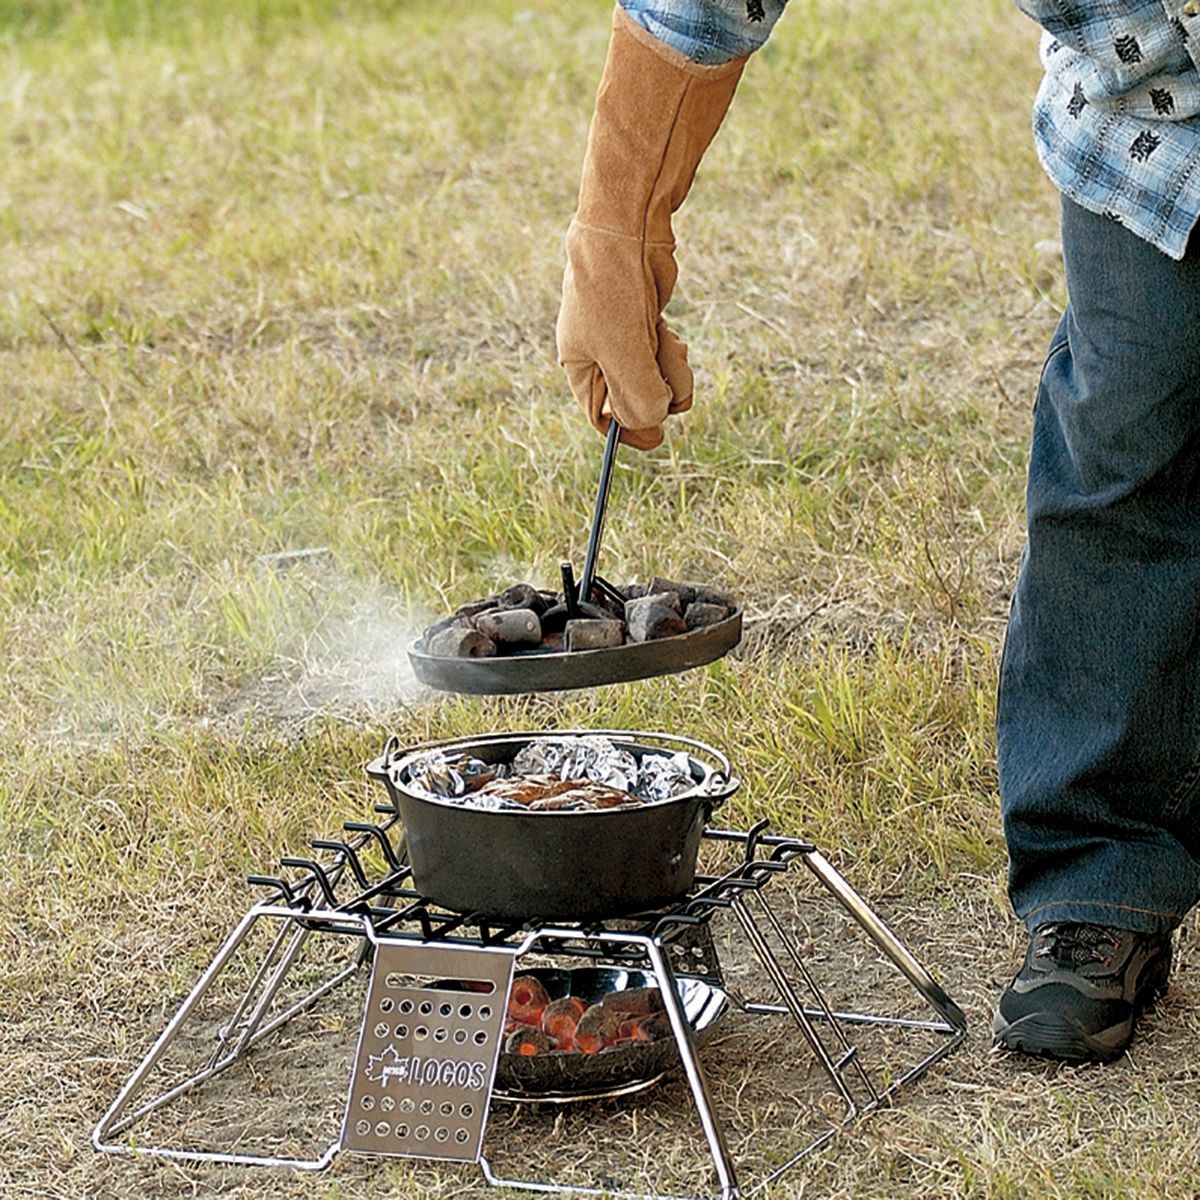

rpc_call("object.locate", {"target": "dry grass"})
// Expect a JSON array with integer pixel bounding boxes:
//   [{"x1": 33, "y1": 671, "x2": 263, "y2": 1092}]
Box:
[{"x1": 5, "y1": 0, "x2": 1193, "y2": 1197}]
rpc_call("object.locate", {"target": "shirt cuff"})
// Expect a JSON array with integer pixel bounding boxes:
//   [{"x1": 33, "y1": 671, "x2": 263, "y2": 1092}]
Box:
[{"x1": 618, "y1": 0, "x2": 788, "y2": 65}]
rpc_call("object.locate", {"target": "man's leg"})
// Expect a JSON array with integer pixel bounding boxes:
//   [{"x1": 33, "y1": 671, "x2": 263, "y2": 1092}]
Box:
[{"x1": 994, "y1": 197, "x2": 1200, "y2": 1059}]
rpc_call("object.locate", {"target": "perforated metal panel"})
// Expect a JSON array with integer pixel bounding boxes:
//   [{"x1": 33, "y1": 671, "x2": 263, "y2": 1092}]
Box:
[{"x1": 342, "y1": 941, "x2": 516, "y2": 1162}]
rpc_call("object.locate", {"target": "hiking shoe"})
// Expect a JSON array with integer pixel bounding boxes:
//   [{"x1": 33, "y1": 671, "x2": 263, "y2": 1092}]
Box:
[{"x1": 992, "y1": 922, "x2": 1172, "y2": 1063}]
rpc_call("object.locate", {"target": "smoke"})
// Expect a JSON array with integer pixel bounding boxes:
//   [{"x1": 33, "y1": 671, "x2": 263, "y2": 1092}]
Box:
[
  {"x1": 9, "y1": 547, "x2": 442, "y2": 747},
  {"x1": 284, "y1": 592, "x2": 424, "y2": 714},
  {"x1": 217, "y1": 562, "x2": 428, "y2": 726}
]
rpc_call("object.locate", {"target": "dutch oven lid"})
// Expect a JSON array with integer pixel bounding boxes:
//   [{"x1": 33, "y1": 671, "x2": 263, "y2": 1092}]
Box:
[
  {"x1": 407, "y1": 606, "x2": 742, "y2": 696},
  {"x1": 408, "y1": 422, "x2": 742, "y2": 695}
]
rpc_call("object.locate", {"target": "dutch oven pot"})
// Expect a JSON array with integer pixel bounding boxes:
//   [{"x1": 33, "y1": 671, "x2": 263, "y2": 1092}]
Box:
[{"x1": 365, "y1": 729, "x2": 740, "y2": 922}]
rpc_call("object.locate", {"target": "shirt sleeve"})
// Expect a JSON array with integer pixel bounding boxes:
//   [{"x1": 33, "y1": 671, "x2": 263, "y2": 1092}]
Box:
[
  {"x1": 618, "y1": 0, "x2": 789, "y2": 65},
  {"x1": 1014, "y1": 1, "x2": 1193, "y2": 96}
]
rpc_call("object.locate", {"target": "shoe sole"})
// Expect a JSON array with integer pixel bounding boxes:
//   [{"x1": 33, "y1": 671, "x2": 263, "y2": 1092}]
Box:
[
  {"x1": 991, "y1": 972, "x2": 1169, "y2": 1065},
  {"x1": 991, "y1": 1010, "x2": 1130, "y2": 1063}
]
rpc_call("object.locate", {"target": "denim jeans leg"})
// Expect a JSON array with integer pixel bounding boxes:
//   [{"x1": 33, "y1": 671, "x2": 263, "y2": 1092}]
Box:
[{"x1": 997, "y1": 197, "x2": 1200, "y2": 934}]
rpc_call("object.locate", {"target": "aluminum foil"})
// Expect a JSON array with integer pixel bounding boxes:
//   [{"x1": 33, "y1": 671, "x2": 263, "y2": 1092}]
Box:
[
  {"x1": 631, "y1": 750, "x2": 697, "y2": 802},
  {"x1": 511, "y1": 735, "x2": 638, "y2": 792},
  {"x1": 404, "y1": 737, "x2": 697, "y2": 810},
  {"x1": 403, "y1": 751, "x2": 502, "y2": 799}
]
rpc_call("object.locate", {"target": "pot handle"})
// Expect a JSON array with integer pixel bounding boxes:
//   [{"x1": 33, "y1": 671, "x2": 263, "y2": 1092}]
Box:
[
  {"x1": 610, "y1": 729, "x2": 739, "y2": 807},
  {"x1": 701, "y1": 772, "x2": 741, "y2": 818},
  {"x1": 365, "y1": 735, "x2": 403, "y2": 781}
]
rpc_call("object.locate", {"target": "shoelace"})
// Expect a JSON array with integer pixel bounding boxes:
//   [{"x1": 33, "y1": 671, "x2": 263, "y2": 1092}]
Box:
[{"x1": 1034, "y1": 922, "x2": 1121, "y2": 969}]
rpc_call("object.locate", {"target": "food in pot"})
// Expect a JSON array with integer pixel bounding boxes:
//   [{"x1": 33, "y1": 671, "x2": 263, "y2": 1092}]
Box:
[
  {"x1": 478, "y1": 775, "x2": 634, "y2": 811},
  {"x1": 512, "y1": 735, "x2": 639, "y2": 790},
  {"x1": 405, "y1": 753, "x2": 498, "y2": 799},
  {"x1": 420, "y1": 575, "x2": 735, "y2": 659},
  {"x1": 403, "y1": 734, "x2": 698, "y2": 811}
]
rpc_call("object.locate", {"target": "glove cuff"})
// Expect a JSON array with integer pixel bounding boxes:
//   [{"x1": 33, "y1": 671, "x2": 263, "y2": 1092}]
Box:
[
  {"x1": 574, "y1": 5, "x2": 747, "y2": 244},
  {"x1": 612, "y1": 6, "x2": 750, "y2": 79}
]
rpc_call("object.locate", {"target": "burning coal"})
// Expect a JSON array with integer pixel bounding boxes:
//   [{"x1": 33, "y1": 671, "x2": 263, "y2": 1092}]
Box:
[
  {"x1": 420, "y1": 577, "x2": 736, "y2": 659},
  {"x1": 503, "y1": 975, "x2": 669, "y2": 1057}
]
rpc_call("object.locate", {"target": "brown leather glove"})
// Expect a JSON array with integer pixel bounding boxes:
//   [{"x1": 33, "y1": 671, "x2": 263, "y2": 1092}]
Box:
[{"x1": 556, "y1": 6, "x2": 747, "y2": 451}]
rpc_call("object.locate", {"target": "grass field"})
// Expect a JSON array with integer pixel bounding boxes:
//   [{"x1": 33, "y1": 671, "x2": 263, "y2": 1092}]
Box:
[{"x1": 5, "y1": 1, "x2": 1200, "y2": 1197}]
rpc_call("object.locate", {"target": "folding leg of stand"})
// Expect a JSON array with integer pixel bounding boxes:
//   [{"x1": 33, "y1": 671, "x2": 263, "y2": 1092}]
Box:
[{"x1": 92, "y1": 905, "x2": 368, "y2": 1170}]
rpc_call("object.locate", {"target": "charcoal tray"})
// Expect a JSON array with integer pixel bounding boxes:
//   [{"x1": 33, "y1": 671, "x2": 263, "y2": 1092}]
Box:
[
  {"x1": 492, "y1": 967, "x2": 727, "y2": 1103},
  {"x1": 408, "y1": 607, "x2": 742, "y2": 695}
]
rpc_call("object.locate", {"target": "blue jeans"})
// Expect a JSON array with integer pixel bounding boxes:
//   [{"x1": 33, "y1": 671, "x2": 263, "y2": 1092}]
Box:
[{"x1": 997, "y1": 196, "x2": 1200, "y2": 935}]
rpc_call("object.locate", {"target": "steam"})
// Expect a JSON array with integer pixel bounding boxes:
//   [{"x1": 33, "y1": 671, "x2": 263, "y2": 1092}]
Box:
[{"x1": 14, "y1": 547, "x2": 441, "y2": 747}]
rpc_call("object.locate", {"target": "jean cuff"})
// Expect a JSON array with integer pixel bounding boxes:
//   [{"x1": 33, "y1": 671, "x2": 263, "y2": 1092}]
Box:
[{"x1": 1020, "y1": 898, "x2": 1184, "y2": 936}]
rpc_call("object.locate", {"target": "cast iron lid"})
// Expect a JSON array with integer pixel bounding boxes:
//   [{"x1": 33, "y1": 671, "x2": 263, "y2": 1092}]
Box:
[
  {"x1": 408, "y1": 421, "x2": 742, "y2": 694},
  {"x1": 407, "y1": 605, "x2": 742, "y2": 696}
]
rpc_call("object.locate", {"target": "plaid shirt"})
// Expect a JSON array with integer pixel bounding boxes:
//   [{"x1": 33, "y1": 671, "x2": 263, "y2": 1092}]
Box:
[
  {"x1": 1017, "y1": 2, "x2": 1200, "y2": 259},
  {"x1": 623, "y1": 0, "x2": 1200, "y2": 258}
]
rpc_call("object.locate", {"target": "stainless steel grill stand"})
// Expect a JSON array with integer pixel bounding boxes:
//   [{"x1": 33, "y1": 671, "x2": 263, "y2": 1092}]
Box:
[{"x1": 94, "y1": 819, "x2": 967, "y2": 1199}]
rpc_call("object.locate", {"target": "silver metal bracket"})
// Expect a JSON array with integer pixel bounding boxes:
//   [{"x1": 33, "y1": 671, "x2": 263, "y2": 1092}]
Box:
[{"x1": 343, "y1": 940, "x2": 516, "y2": 1162}]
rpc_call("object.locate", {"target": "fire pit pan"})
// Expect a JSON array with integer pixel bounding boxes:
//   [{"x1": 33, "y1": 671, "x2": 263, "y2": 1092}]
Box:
[
  {"x1": 492, "y1": 967, "x2": 727, "y2": 1103},
  {"x1": 366, "y1": 730, "x2": 740, "y2": 921},
  {"x1": 407, "y1": 606, "x2": 742, "y2": 696}
]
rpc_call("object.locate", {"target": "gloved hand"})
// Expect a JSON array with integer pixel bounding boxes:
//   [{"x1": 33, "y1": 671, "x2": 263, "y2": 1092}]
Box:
[{"x1": 556, "y1": 6, "x2": 747, "y2": 451}]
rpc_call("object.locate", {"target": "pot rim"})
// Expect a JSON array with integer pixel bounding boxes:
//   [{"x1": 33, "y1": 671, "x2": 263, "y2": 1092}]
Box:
[{"x1": 367, "y1": 728, "x2": 739, "y2": 816}]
